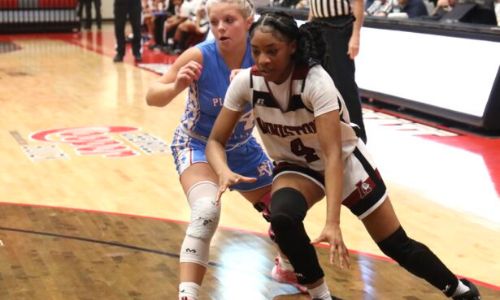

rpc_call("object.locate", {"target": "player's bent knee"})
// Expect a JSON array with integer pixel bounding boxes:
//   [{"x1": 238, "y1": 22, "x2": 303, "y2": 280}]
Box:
[
  {"x1": 179, "y1": 181, "x2": 220, "y2": 266},
  {"x1": 185, "y1": 181, "x2": 220, "y2": 240},
  {"x1": 269, "y1": 188, "x2": 324, "y2": 284},
  {"x1": 269, "y1": 187, "x2": 308, "y2": 248},
  {"x1": 269, "y1": 187, "x2": 308, "y2": 232}
]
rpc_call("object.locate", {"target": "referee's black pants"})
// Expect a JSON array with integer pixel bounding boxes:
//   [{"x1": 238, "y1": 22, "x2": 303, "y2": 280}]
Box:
[
  {"x1": 312, "y1": 16, "x2": 367, "y2": 143},
  {"x1": 114, "y1": 0, "x2": 142, "y2": 57}
]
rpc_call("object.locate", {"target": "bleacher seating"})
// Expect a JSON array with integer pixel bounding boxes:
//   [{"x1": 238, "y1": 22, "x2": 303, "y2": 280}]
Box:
[{"x1": 0, "y1": 0, "x2": 80, "y2": 33}]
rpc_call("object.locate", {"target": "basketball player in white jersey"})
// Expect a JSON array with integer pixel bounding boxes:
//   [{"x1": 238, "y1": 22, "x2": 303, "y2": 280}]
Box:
[{"x1": 206, "y1": 12, "x2": 481, "y2": 300}]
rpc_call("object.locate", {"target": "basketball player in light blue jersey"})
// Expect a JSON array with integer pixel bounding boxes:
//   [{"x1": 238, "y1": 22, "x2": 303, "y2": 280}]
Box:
[{"x1": 146, "y1": 1, "x2": 274, "y2": 299}]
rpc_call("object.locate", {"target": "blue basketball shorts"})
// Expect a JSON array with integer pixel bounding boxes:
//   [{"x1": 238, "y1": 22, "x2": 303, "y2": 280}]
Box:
[{"x1": 170, "y1": 127, "x2": 273, "y2": 192}]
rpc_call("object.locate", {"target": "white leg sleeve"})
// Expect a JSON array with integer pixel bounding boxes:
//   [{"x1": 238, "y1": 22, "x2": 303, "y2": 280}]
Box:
[{"x1": 179, "y1": 181, "x2": 220, "y2": 267}]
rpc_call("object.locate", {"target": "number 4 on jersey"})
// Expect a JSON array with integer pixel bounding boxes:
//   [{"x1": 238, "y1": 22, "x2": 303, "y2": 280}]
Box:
[{"x1": 291, "y1": 138, "x2": 319, "y2": 163}]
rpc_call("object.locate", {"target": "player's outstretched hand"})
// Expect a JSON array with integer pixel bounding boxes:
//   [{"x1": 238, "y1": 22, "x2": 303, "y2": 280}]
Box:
[
  {"x1": 311, "y1": 223, "x2": 350, "y2": 270},
  {"x1": 216, "y1": 170, "x2": 256, "y2": 203}
]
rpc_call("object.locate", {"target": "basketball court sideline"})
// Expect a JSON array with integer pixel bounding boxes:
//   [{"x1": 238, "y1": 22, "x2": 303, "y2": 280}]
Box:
[{"x1": 0, "y1": 26, "x2": 499, "y2": 299}]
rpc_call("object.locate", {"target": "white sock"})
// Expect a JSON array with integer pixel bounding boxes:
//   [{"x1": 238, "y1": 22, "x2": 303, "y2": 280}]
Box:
[
  {"x1": 308, "y1": 281, "x2": 331, "y2": 300},
  {"x1": 277, "y1": 254, "x2": 294, "y2": 271},
  {"x1": 179, "y1": 282, "x2": 200, "y2": 300},
  {"x1": 451, "y1": 280, "x2": 470, "y2": 297}
]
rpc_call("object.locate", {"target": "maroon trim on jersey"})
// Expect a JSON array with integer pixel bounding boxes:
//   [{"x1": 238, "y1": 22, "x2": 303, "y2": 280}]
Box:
[
  {"x1": 291, "y1": 64, "x2": 309, "y2": 81},
  {"x1": 250, "y1": 63, "x2": 311, "y2": 113},
  {"x1": 253, "y1": 90, "x2": 281, "y2": 109},
  {"x1": 343, "y1": 148, "x2": 387, "y2": 217},
  {"x1": 343, "y1": 176, "x2": 378, "y2": 208},
  {"x1": 291, "y1": 63, "x2": 308, "y2": 93}
]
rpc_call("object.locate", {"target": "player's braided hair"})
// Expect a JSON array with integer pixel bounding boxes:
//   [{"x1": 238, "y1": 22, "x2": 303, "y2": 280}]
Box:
[{"x1": 249, "y1": 12, "x2": 324, "y2": 66}]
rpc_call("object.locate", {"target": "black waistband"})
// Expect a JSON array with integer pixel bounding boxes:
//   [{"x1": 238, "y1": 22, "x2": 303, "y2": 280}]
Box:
[{"x1": 312, "y1": 15, "x2": 355, "y2": 28}]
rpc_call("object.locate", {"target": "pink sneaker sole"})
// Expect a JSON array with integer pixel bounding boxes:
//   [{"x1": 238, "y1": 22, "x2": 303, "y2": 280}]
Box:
[{"x1": 271, "y1": 264, "x2": 308, "y2": 293}]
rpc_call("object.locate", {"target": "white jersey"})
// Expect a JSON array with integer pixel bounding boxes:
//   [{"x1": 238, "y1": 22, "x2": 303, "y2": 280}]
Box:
[{"x1": 224, "y1": 64, "x2": 359, "y2": 172}]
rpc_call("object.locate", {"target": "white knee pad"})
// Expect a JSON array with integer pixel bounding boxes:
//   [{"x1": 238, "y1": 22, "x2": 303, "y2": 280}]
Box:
[{"x1": 179, "y1": 181, "x2": 220, "y2": 267}]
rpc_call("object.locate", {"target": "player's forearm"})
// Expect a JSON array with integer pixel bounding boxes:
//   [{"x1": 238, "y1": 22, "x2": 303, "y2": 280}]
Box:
[
  {"x1": 146, "y1": 81, "x2": 184, "y2": 107},
  {"x1": 324, "y1": 152, "x2": 344, "y2": 224}
]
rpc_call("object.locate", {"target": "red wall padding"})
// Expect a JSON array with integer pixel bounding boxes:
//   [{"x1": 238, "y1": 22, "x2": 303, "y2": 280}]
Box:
[
  {"x1": 38, "y1": 0, "x2": 78, "y2": 8},
  {"x1": 0, "y1": 0, "x2": 78, "y2": 8},
  {"x1": 0, "y1": 0, "x2": 19, "y2": 9}
]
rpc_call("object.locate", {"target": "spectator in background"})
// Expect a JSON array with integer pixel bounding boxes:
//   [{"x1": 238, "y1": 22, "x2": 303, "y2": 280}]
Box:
[
  {"x1": 431, "y1": 0, "x2": 456, "y2": 17},
  {"x1": 143, "y1": 0, "x2": 160, "y2": 40},
  {"x1": 168, "y1": 0, "x2": 209, "y2": 54},
  {"x1": 430, "y1": 0, "x2": 497, "y2": 25},
  {"x1": 162, "y1": 0, "x2": 189, "y2": 52},
  {"x1": 148, "y1": 0, "x2": 178, "y2": 50},
  {"x1": 366, "y1": 0, "x2": 393, "y2": 15},
  {"x1": 79, "y1": 0, "x2": 100, "y2": 30},
  {"x1": 79, "y1": 0, "x2": 102, "y2": 30},
  {"x1": 367, "y1": 0, "x2": 428, "y2": 18},
  {"x1": 78, "y1": 0, "x2": 90, "y2": 29},
  {"x1": 113, "y1": 0, "x2": 143, "y2": 62},
  {"x1": 398, "y1": 0, "x2": 429, "y2": 18},
  {"x1": 92, "y1": 0, "x2": 102, "y2": 29}
]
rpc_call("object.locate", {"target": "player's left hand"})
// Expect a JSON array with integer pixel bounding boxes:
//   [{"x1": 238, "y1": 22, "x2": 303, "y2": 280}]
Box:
[{"x1": 311, "y1": 223, "x2": 350, "y2": 269}]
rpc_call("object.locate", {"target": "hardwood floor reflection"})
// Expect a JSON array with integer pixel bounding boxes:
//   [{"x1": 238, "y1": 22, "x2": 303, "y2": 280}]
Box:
[{"x1": 1, "y1": 204, "x2": 499, "y2": 300}]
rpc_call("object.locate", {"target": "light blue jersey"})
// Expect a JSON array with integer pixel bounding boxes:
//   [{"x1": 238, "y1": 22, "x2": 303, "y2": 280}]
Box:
[
  {"x1": 171, "y1": 39, "x2": 273, "y2": 191},
  {"x1": 179, "y1": 39, "x2": 254, "y2": 148}
]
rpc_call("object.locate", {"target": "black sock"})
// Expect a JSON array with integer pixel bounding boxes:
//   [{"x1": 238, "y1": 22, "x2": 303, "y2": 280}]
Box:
[{"x1": 377, "y1": 227, "x2": 459, "y2": 296}]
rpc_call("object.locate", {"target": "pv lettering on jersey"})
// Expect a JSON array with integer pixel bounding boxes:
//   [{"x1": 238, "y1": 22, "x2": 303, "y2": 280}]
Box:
[
  {"x1": 256, "y1": 117, "x2": 316, "y2": 137},
  {"x1": 212, "y1": 97, "x2": 223, "y2": 107}
]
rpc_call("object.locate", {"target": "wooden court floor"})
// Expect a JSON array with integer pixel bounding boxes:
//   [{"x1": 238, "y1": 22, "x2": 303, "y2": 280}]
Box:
[
  {"x1": 1, "y1": 204, "x2": 499, "y2": 300},
  {"x1": 1, "y1": 27, "x2": 499, "y2": 299}
]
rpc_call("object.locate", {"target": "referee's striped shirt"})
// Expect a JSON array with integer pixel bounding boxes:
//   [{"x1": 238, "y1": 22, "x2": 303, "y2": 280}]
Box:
[{"x1": 309, "y1": 0, "x2": 352, "y2": 18}]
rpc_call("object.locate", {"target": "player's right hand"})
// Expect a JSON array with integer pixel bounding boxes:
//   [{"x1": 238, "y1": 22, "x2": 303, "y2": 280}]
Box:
[{"x1": 175, "y1": 61, "x2": 202, "y2": 90}]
